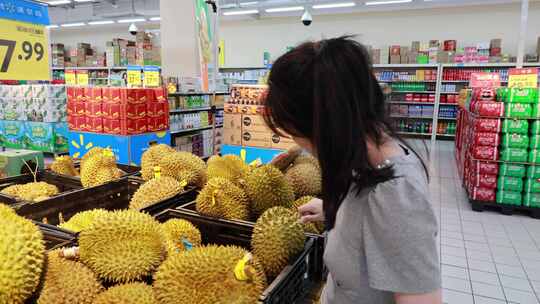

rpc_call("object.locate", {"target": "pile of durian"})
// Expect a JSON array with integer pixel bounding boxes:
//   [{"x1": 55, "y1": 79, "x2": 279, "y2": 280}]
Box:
[
  {"x1": 79, "y1": 147, "x2": 122, "y2": 188},
  {"x1": 1, "y1": 159, "x2": 59, "y2": 202},
  {"x1": 195, "y1": 145, "x2": 324, "y2": 234},
  {"x1": 1, "y1": 204, "x2": 307, "y2": 304},
  {"x1": 49, "y1": 155, "x2": 79, "y2": 177}
]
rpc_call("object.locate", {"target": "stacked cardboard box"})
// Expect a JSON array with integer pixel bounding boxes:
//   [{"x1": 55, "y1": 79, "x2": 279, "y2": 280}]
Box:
[
  {"x1": 67, "y1": 87, "x2": 169, "y2": 135},
  {"x1": 0, "y1": 85, "x2": 67, "y2": 122},
  {"x1": 51, "y1": 43, "x2": 65, "y2": 68}
]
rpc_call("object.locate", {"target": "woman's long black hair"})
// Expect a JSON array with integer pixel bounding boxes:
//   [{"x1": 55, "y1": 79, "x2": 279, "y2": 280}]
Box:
[{"x1": 263, "y1": 36, "x2": 428, "y2": 229}]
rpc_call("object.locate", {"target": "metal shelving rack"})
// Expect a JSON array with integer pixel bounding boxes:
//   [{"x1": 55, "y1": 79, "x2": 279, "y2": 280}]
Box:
[{"x1": 52, "y1": 66, "x2": 130, "y2": 86}]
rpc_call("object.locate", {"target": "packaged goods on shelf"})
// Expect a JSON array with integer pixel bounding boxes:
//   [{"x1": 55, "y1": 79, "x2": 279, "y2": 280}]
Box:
[
  {"x1": 525, "y1": 178, "x2": 540, "y2": 193},
  {"x1": 170, "y1": 111, "x2": 210, "y2": 132},
  {"x1": 502, "y1": 119, "x2": 529, "y2": 134},
  {"x1": 501, "y1": 133, "x2": 529, "y2": 149},
  {"x1": 524, "y1": 192, "x2": 540, "y2": 207},
  {"x1": 0, "y1": 85, "x2": 67, "y2": 123},
  {"x1": 499, "y1": 163, "x2": 525, "y2": 177},
  {"x1": 496, "y1": 190, "x2": 522, "y2": 205}
]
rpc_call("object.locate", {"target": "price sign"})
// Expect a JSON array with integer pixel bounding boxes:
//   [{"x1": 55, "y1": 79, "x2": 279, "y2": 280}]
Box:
[
  {"x1": 127, "y1": 65, "x2": 142, "y2": 87},
  {"x1": 76, "y1": 70, "x2": 88, "y2": 86},
  {"x1": 469, "y1": 72, "x2": 501, "y2": 88},
  {"x1": 508, "y1": 68, "x2": 538, "y2": 88},
  {"x1": 143, "y1": 65, "x2": 160, "y2": 87},
  {"x1": 0, "y1": 20, "x2": 49, "y2": 80},
  {"x1": 65, "y1": 70, "x2": 76, "y2": 85}
]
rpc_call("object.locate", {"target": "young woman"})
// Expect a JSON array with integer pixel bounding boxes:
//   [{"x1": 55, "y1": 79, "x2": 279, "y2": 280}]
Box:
[{"x1": 263, "y1": 36, "x2": 441, "y2": 304}]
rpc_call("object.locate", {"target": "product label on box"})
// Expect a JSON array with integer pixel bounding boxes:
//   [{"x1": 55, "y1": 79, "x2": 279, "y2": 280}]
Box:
[
  {"x1": 471, "y1": 160, "x2": 499, "y2": 175},
  {"x1": 508, "y1": 68, "x2": 538, "y2": 89},
  {"x1": 469, "y1": 73, "x2": 501, "y2": 88},
  {"x1": 474, "y1": 119, "x2": 501, "y2": 133},
  {"x1": 471, "y1": 145, "x2": 498, "y2": 161},
  {"x1": 470, "y1": 186, "x2": 496, "y2": 202},
  {"x1": 470, "y1": 173, "x2": 497, "y2": 189},
  {"x1": 473, "y1": 132, "x2": 500, "y2": 147}
]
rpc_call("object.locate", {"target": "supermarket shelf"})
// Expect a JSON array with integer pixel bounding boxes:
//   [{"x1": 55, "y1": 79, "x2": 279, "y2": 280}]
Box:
[
  {"x1": 441, "y1": 92, "x2": 460, "y2": 94},
  {"x1": 442, "y1": 80, "x2": 469, "y2": 83},
  {"x1": 387, "y1": 101, "x2": 435, "y2": 105},
  {"x1": 373, "y1": 64, "x2": 439, "y2": 68},
  {"x1": 391, "y1": 91, "x2": 436, "y2": 94},
  {"x1": 440, "y1": 103, "x2": 459, "y2": 106},
  {"x1": 378, "y1": 80, "x2": 437, "y2": 83},
  {"x1": 397, "y1": 131, "x2": 455, "y2": 137},
  {"x1": 441, "y1": 63, "x2": 521, "y2": 68},
  {"x1": 469, "y1": 199, "x2": 540, "y2": 218},
  {"x1": 170, "y1": 125, "x2": 213, "y2": 134},
  {"x1": 220, "y1": 66, "x2": 267, "y2": 70},
  {"x1": 470, "y1": 113, "x2": 540, "y2": 120},
  {"x1": 170, "y1": 106, "x2": 224, "y2": 114},
  {"x1": 52, "y1": 66, "x2": 129, "y2": 70},
  {"x1": 169, "y1": 92, "x2": 230, "y2": 96},
  {"x1": 438, "y1": 117, "x2": 457, "y2": 120},
  {"x1": 391, "y1": 115, "x2": 433, "y2": 119}
]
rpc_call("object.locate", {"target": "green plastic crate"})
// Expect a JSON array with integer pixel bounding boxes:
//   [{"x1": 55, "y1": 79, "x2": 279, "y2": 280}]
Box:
[
  {"x1": 500, "y1": 148, "x2": 528, "y2": 162},
  {"x1": 505, "y1": 103, "x2": 532, "y2": 118},
  {"x1": 496, "y1": 190, "x2": 522, "y2": 205},
  {"x1": 497, "y1": 176, "x2": 523, "y2": 192},
  {"x1": 529, "y1": 150, "x2": 540, "y2": 163},
  {"x1": 497, "y1": 87, "x2": 510, "y2": 102},
  {"x1": 502, "y1": 119, "x2": 529, "y2": 134},
  {"x1": 499, "y1": 163, "x2": 526, "y2": 178},
  {"x1": 527, "y1": 166, "x2": 540, "y2": 178},
  {"x1": 530, "y1": 135, "x2": 540, "y2": 149},
  {"x1": 531, "y1": 121, "x2": 540, "y2": 135},
  {"x1": 523, "y1": 192, "x2": 540, "y2": 207},
  {"x1": 525, "y1": 178, "x2": 540, "y2": 193},
  {"x1": 506, "y1": 88, "x2": 538, "y2": 103},
  {"x1": 501, "y1": 133, "x2": 529, "y2": 149}
]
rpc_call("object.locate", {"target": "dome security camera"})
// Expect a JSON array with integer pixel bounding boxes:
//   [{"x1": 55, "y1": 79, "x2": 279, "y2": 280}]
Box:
[
  {"x1": 301, "y1": 10, "x2": 312, "y2": 26},
  {"x1": 129, "y1": 23, "x2": 138, "y2": 35}
]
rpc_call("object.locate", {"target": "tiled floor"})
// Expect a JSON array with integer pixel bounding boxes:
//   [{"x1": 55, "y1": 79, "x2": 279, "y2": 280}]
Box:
[{"x1": 422, "y1": 139, "x2": 540, "y2": 304}]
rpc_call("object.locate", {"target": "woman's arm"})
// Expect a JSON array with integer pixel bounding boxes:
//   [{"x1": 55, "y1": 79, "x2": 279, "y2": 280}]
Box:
[{"x1": 395, "y1": 289, "x2": 442, "y2": 304}]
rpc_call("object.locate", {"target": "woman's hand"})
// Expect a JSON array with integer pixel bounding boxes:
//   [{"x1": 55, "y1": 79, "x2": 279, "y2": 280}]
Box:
[{"x1": 298, "y1": 198, "x2": 324, "y2": 223}]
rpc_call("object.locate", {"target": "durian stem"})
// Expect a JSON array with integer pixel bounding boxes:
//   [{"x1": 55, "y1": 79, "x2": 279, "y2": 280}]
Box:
[
  {"x1": 22, "y1": 157, "x2": 38, "y2": 183},
  {"x1": 60, "y1": 246, "x2": 80, "y2": 259}
]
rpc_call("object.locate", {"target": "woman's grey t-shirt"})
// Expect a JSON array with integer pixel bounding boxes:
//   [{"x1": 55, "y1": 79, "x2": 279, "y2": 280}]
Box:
[{"x1": 321, "y1": 152, "x2": 441, "y2": 304}]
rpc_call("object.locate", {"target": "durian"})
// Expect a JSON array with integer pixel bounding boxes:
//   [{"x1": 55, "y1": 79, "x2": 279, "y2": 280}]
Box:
[
  {"x1": 285, "y1": 163, "x2": 322, "y2": 198},
  {"x1": 195, "y1": 177, "x2": 250, "y2": 221},
  {"x1": 50, "y1": 156, "x2": 78, "y2": 177},
  {"x1": 244, "y1": 165, "x2": 295, "y2": 217},
  {"x1": 159, "y1": 151, "x2": 207, "y2": 188},
  {"x1": 93, "y1": 283, "x2": 156, "y2": 304},
  {"x1": 80, "y1": 151, "x2": 119, "y2": 188},
  {"x1": 1, "y1": 182, "x2": 59, "y2": 202},
  {"x1": 57, "y1": 209, "x2": 109, "y2": 233},
  {"x1": 0, "y1": 204, "x2": 45, "y2": 304},
  {"x1": 294, "y1": 155, "x2": 320, "y2": 169},
  {"x1": 129, "y1": 176, "x2": 184, "y2": 210},
  {"x1": 291, "y1": 196, "x2": 323, "y2": 234},
  {"x1": 154, "y1": 245, "x2": 266, "y2": 304},
  {"x1": 206, "y1": 154, "x2": 249, "y2": 185},
  {"x1": 161, "y1": 219, "x2": 202, "y2": 255},
  {"x1": 37, "y1": 250, "x2": 102, "y2": 304},
  {"x1": 251, "y1": 207, "x2": 305, "y2": 278},
  {"x1": 269, "y1": 145, "x2": 303, "y2": 171},
  {"x1": 78, "y1": 210, "x2": 166, "y2": 283},
  {"x1": 80, "y1": 147, "x2": 104, "y2": 168},
  {"x1": 141, "y1": 144, "x2": 175, "y2": 181}
]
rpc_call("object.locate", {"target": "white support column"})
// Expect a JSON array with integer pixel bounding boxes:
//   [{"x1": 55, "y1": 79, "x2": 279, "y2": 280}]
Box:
[{"x1": 517, "y1": 0, "x2": 529, "y2": 68}]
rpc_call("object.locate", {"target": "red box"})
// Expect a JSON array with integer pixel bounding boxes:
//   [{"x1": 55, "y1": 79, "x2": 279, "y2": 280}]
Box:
[
  {"x1": 147, "y1": 101, "x2": 168, "y2": 117},
  {"x1": 490, "y1": 47, "x2": 501, "y2": 57},
  {"x1": 67, "y1": 87, "x2": 76, "y2": 102},
  {"x1": 471, "y1": 101, "x2": 504, "y2": 117},
  {"x1": 390, "y1": 45, "x2": 400, "y2": 55},
  {"x1": 469, "y1": 186, "x2": 496, "y2": 202},
  {"x1": 103, "y1": 118, "x2": 122, "y2": 134},
  {"x1": 124, "y1": 118, "x2": 147, "y2": 134},
  {"x1": 67, "y1": 100, "x2": 86, "y2": 117},
  {"x1": 102, "y1": 87, "x2": 124, "y2": 104},
  {"x1": 468, "y1": 173, "x2": 497, "y2": 189},
  {"x1": 471, "y1": 145, "x2": 499, "y2": 161},
  {"x1": 86, "y1": 117, "x2": 103, "y2": 133},
  {"x1": 473, "y1": 132, "x2": 500, "y2": 147},
  {"x1": 152, "y1": 87, "x2": 167, "y2": 102},
  {"x1": 85, "y1": 102, "x2": 102, "y2": 118},
  {"x1": 102, "y1": 103, "x2": 146, "y2": 119},
  {"x1": 124, "y1": 88, "x2": 150, "y2": 104},
  {"x1": 147, "y1": 116, "x2": 168, "y2": 132},
  {"x1": 473, "y1": 118, "x2": 501, "y2": 133},
  {"x1": 84, "y1": 87, "x2": 102, "y2": 103},
  {"x1": 472, "y1": 88, "x2": 497, "y2": 102},
  {"x1": 68, "y1": 116, "x2": 86, "y2": 131},
  {"x1": 470, "y1": 160, "x2": 499, "y2": 175},
  {"x1": 101, "y1": 102, "x2": 121, "y2": 119}
]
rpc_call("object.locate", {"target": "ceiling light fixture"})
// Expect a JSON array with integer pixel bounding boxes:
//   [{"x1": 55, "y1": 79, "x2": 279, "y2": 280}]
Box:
[
  {"x1": 88, "y1": 20, "x2": 115, "y2": 25},
  {"x1": 222, "y1": 9, "x2": 259, "y2": 16},
  {"x1": 73, "y1": 0, "x2": 94, "y2": 2},
  {"x1": 365, "y1": 0, "x2": 412, "y2": 5},
  {"x1": 313, "y1": 2, "x2": 356, "y2": 9},
  {"x1": 149, "y1": 16, "x2": 161, "y2": 21},
  {"x1": 46, "y1": 24, "x2": 59, "y2": 29},
  {"x1": 117, "y1": 18, "x2": 146, "y2": 23},
  {"x1": 240, "y1": 1, "x2": 258, "y2": 6},
  {"x1": 61, "y1": 22, "x2": 86, "y2": 27},
  {"x1": 265, "y1": 6, "x2": 304, "y2": 13},
  {"x1": 46, "y1": 0, "x2": 71, "y2": 5}
]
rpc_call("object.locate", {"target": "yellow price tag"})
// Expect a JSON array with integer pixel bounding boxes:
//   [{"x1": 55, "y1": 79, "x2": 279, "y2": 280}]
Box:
[
  {"x1": 127, "y1": 67, "x2": 142, "y2": 87},
  {"x1": 0, "y1": 19, "x2": 50, "y2": 81},
  {"x1": 143, "y1": 70, "x2": 160, "y2": 87},
  {"x1": 179, "y1": 180, "x2": 188, "y2": 188},
  {"x1": 153, "y1": 166, "x2": 161, "y2": 179},
  {"x1": 240, "y1": 149, "x2": 246, "y2": 162},
  {"x1": 76, "y1": 70, "x2": 89, "y2": 86},
  {"x1": 249, "y1": 158, "x2": 262, "y2": 167},
  {"x1": 508, "y1": 68, "x2": 538, "y2": 88},
  {"x1": 65, "y1": 70, "x2": 76, "y2": 85},
  {"x1": 234, "y1": 253, "x2": 253, "y2": 281},
  {"x1": 211, "y1": 189, "x2": 219, "y2": 206}
]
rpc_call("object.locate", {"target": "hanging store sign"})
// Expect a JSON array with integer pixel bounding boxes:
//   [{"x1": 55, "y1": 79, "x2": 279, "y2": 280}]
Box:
[
  {"x1": 508, "y1": 68, "x2": 538, "y2": 88},
  {"x1": 143, "y1": 65, "x2": 160, "y2": 87},
  {"x1": 127, "y1": 65, "x2": 142, "y2": 87}
]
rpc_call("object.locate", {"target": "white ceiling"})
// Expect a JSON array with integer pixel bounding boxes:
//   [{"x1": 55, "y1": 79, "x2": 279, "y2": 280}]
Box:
[{"x1": 42, "y1": 0, "x2": 534, "y2": 26}]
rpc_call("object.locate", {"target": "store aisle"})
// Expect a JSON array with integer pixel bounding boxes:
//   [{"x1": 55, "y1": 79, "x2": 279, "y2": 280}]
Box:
[{"x1": 427, "y1": 140, "x2": 540, "y2": 304}]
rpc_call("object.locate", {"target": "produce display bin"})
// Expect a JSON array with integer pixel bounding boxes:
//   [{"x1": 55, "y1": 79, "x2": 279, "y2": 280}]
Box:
[
  {"x1": 177, "y1": 201, "x2": 326, "y2": 282},
  {"x1": 10, "y1": 176, "x2": 197, "y2": 226},
  {"x1": 34, "y1": 221, "x2": 77, "y2": 250},
  {"x1": 154, "y1": 208, "x2": 319, "y2": 304},
  {"x1": 47, "y1": 161, "x2": 141, "y2": 181}
]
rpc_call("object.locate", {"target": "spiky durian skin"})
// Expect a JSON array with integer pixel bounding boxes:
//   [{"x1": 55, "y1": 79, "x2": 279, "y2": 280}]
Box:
[
  {"x1": 80, "y1": 153, "x2": 118, "y2": 188},
  {"x1": 195, "y1": 177, "x2": 250, "y2": 221},
  {"x1": 37, "y1": 250, "x2": 103, "y2": 304},
  {"x1": 141, "y1": 144, "x2": 175, "y2": 181},
  {"x1": 129, "y1": 177, "x2": 183, "y2": 211},
  {"x1": 244, "y1": 165, "x2": 295, "y2": 217},
  {"x1": 153, "y1": 245, "x2": 266, "y2": 304},
  {"x1": 291, "y1": 196, "x2": 323, "y2": 234},
  {"x1": 57, "y1": 209, "x2": 109, "y2": 233},
  {"x1": 0, "y1": 204, "x2": 45, "y2": 304},
  {"x1": 78, "y1": 210, "x2": 166, "y2": 283},
  {"x1": 294, "y1": 155, "x2": 320, "y2": 169},
  {"x1": 80, "y1": 147, "x2": 104, "y2": 168},
  {"x1": 270, "y1": 145, "x2": 303, "y2": 172},
  {"x1": 1, "y1": 184, "x2": 22, "y2": 197},
  {"x1": 161, "y1": 219, "x2": 202, "y2": 256},
  {"x1": 93, "y1": 283, "x2": 156, "y2": 304},
  {"x1": 251, "y1": 207, "x2": 305, "y2": 278},
  {"x1": 159, "y1": 152, "x2": 207, "y2": 188},
  {"x1": 206, "y1": 154, "x2": 249, "y2": 185},
  {"x1": 50, "y1": 156, "x2": 78, "y2": 177},
  {"x1": 1, "y1": 182, "x2": 59, "y2": 202},
  {"x1": 285, "y1": 163, "x2": 322, "y2": 198}
]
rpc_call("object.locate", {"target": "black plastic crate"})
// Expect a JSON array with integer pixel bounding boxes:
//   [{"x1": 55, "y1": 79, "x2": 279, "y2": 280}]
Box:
[
  {"x1": 12, "y1": 176, "x2": 197, "y2": 226},
  {"x1": 48, "y1": 162, "x2": 141, "y2": 181},
  {"x1": 154, "y1": 208, "x2": 318, "y2": 304},
  {"x1": 33, "y1": 221, "x2": 77, "y2": 251},
  {"x1": 177, "y1": 201, "x2": 326, "y2": 281}
]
